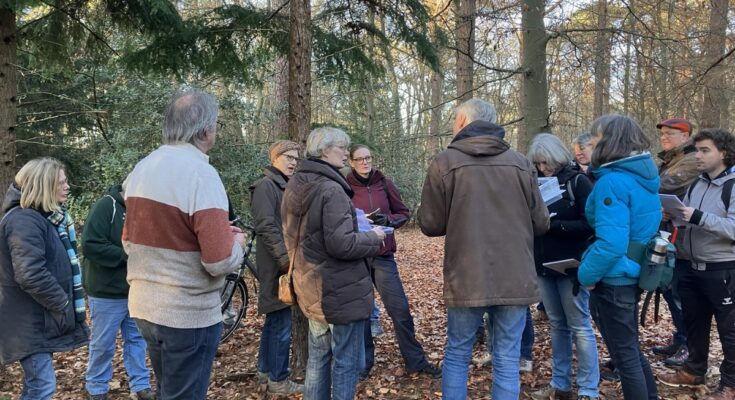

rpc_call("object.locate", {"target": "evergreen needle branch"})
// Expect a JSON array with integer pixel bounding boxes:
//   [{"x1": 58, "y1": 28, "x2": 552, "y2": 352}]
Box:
[{"x1": 37, "y1": 0, "x2": 119, "y2": 56}]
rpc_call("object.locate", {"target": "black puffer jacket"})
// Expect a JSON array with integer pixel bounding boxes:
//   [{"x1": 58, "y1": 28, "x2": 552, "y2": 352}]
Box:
[
  {"x1": 282, "y1": 159, "x2": 382, "y2": 324},
  {"x1": 534, "y1": 163, "x2": 594, "y2": 277},
  {"x1": 250, "y1": 166, "x2": 290, "y2": 315},
  {"x1": 0, "y1": 184, "x2": 89, "y2": 364}
]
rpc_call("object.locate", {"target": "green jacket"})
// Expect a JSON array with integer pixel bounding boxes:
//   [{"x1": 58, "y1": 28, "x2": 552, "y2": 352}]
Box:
[{"x1": 81, "y1": 185, "x2": 128, "y2": 298}]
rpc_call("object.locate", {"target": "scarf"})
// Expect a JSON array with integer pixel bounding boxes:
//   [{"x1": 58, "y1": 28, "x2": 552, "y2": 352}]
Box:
[{"x1": 47, "y1": 210, "x2": 86, "y2": 322}]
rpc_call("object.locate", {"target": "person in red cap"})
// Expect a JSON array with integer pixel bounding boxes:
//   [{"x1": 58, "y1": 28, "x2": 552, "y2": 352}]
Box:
[{"x1": 652, "y1": 117, "x2": 699, "y2": 366}]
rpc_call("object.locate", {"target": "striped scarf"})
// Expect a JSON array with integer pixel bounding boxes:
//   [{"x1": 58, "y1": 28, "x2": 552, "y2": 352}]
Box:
[{"x1": 47, "y1": 210, "x2": 86, "y2": 322}]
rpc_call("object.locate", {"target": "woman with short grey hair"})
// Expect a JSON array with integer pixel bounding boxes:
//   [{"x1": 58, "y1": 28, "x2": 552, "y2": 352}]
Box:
[
  {"x1": 526, "y1": 133, "x2": 599, "y2": 400},
  {"x1": 282, "y1": 127, "x2": 385, "y2": 399},
  {"x1": 572, "y1": 133, "x2": 594, "y2": 173}
]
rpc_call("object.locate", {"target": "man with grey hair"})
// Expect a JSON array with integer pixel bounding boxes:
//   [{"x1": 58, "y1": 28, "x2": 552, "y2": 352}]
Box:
[
  {"x1": 123, "y1": 89, "x2": 246, "y2": 399},
  {"x1": 418, "y1": 99, "x2": 549, "y2": 399}
]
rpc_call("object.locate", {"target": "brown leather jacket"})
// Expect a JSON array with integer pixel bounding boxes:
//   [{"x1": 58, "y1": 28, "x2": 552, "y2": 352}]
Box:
[
  {"x1": 282, "y1": 159, "x2": 382, "y2": 324},
  {"x1": 418, "y1": 121, "x2": 549, "y2": 307},
  {"x1": 658, "y1": 141, "x2": 698, "y2": 199}
]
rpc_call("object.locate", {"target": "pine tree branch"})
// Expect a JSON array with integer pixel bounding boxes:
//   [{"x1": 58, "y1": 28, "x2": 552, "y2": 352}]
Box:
[{"x1": 37, "y1": 0, "x2": 119, "y2": 56}]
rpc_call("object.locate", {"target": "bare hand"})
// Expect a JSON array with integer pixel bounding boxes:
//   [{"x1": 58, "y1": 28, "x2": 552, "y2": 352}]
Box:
[
  {"x1": 680, "y1": 207, "x2": 695, "y2": 222},
  {"x1": 585, "y1": 284, "x2": 595, "y2": 290},
  {"x1": 371, "y1": 226, "x2": 386, "y2": 241},
  {"x1": 661, "y1": 211, "x2": 672, "y2": 222}
]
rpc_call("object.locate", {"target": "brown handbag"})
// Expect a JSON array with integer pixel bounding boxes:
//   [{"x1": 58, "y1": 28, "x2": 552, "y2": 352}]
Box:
[{"x1": 278, "y1": 207, "x2": 304, "y2": 305}]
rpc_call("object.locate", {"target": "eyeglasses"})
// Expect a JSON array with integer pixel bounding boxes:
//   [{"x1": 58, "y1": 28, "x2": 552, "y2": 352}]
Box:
[
  {"x1": 282, "y1": 154, "x2": 300, "y2": 163},
  {"x1": 352, "y1": 156, "x2": 373, "y2": 164}
]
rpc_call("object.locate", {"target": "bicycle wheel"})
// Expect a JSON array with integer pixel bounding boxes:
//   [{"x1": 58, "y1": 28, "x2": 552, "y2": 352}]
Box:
[{"x1": 221, "y1": 279, "x2": 248, "y2": 343}]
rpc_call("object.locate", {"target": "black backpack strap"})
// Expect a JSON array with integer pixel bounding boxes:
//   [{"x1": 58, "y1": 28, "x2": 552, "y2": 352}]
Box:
[
  {"x1": 686, "y1": 179, "x2": 698, "y2": 201},
  {"x1": 722, "y1": 179, "x2": 735, "y2": 212}
]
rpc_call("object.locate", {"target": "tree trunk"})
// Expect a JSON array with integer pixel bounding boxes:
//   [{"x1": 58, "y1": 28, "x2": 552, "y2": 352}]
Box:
[
  {"x1": 288, "y1": 0, "x2": 311, "y2": 147},
  {"x1": 271, "y1": 0, "x2": 289, "y2": 140},
  {"x1": 429, "y1": 68, "x2": 444, "y2": 154},
  {"x1": 700, "y1": 0, "x2": 728, "y2": 128},
  {"x1": 455, "y1": 0, "x2": 475, "y2": 103},
  {"x1": 0, "y1": 7, "x2": 16, "y2": 197},
  {"x1": 290, "y1": 305, "x2": 308, "y2": 374},
  {"x1": 520, "y1": 0, "x2": 550, "y2": 152},
  {"x1": 593, "y1": 0, "x2": 610, "y2": 117}
]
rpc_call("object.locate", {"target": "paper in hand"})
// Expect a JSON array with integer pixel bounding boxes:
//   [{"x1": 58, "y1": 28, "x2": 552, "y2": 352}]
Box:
[
  {"x1": 659, "y1": 194, "x2": 687, "y2": 226},
  {"x1": 542, "y1": 259, "x2": 580, "y2": 275}
]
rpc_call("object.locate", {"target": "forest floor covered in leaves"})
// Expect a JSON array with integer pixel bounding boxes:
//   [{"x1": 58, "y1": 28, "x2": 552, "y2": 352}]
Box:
[{"x1": 0, "y1": 228, "x2": 725, "y2": 399}]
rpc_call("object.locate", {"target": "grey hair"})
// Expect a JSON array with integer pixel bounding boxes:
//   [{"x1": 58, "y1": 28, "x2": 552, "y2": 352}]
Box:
[
  {"x1": 162, "y1": 89, "x2": 219, "y2": 146},
  {"x1": 590, "y1": 114, "x2": 651, "y2": 167},
  {"x1": 573, "y1": 132, "x2": 593, "y2": 147},
  {"x1": 306, "y1": 127, "x2": 351, "y2": 158},
  {"x1": 527, "y1": 133, "x2": 574, "y2": 171},
  {"x1": 455, "y1": 99, "x2": 497, "y2": 124}
]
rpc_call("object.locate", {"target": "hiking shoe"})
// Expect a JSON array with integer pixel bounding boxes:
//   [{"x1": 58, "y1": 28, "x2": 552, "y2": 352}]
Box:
[
  {"x1": 664, "y1": 346, "x2": 689, "y2": 367},
  {"x1": 706, "y1": 384, "x2": 735, "y2": 400},
  {"x1": 256, "y1": 371, "x2": 268, "y2": 385},
  {"x1": 472, "y1": 352, "x2": 492, "y2": 366},
  {"x1": 520, "y1": 358, "x2": 533, "y2": 373},
  {"x1": 267, "y1": 379, "x2": 304, "y2": 394},
  {"x1": 658, "y1": 369, "x2": 705, "y2": 388},
  {"x1": 89, "y1": 395, "x2": 108, "y2": 400},
  {"x1": 578, "y1": 396, "x2": 599, "y2": 400},
  {"x1": 413, "y1": 364, "x2": 442, "y2": 379},
  {"x1": 133, "y1": 389, "x2": 156, "y2": 400},
  {"x1": 529, "y1": 384, "x2": 573, "y2": 400},
  {"x1": 653, "y1": 340, "x2": 682, "y2": 356},
  {"x1": 370, "y1": 320, "x2": 385, "y2": 338}
]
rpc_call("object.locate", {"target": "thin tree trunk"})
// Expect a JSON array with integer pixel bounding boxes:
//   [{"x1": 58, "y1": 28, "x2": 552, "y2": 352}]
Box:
[
  {"x1": 700, "y1": 0, "x2": 728, "y2": 128},
  {"x1": 455, "y1": 0, "x2": 475, "y2": 103},
  {"x1": 429, "y1": 69, "x2": 444, "y2": 154},
  {"x1": 288, "y1": 0, "x2": 311, "y2": 147},
  {"x1": 622, "y1": 0, "x2": 634, "y2": 115},
  {"x1": 593, "y1": 0, "x2": 610, "y2": 117},
  {"x1": 0, "y1": 7, "x2": 16, "y2": 196},
  {"x1": 520, "y1": 0, "x2": 550, "y2": 152}
]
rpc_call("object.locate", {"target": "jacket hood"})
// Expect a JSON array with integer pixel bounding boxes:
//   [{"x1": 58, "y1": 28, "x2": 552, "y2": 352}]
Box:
[
  {"x1": 700, "y1": 166, "x2": 735, "y2": 186},
  {"x1": 592, "y1": 152, "x2": 660, "y2": 194},
  {"x1": 299, "y1": 159, "x2": 354, "y2": 197},
  {"x1": 2, "y1": 183, "x2": 21, "y2": 213},
  {"x1": 449, "y1": 121, "x2": 510, "y2": 157},
  {"x1": 346, "y1": 169, "x2": 385, "y2": 187},
  {"x1": 554, "y1": 162, "x2": 584, "y2": 184},
  {"x1": 251, "y1": 166, "x2": 288, "y2": 192},
  {"x1": 106, "y1": 184, "x2": 125, "y2": 206}
]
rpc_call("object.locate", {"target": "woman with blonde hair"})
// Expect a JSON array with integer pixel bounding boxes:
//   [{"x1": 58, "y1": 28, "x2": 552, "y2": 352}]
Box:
[{"x1": 0, "y1": 157, "x2": 89, "y2": 400}]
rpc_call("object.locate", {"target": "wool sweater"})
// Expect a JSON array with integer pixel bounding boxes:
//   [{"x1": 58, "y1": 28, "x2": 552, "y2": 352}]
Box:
[{"x1": 123, "y1": 144, "x2": 244, "y2": 329}]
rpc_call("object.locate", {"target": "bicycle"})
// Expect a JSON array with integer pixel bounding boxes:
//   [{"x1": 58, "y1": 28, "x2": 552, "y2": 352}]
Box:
[{"x1": 220, "y1": 219, "x2": 258, "y2": 343}]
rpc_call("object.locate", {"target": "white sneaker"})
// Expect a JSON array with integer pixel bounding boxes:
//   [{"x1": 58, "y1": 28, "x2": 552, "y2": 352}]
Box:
[
  {"x1": 520, "y1": 358, "x2": 533, "y2": 373},
  {"x1": 472, "y1": 352, "x2": 492, "y2": 365}
]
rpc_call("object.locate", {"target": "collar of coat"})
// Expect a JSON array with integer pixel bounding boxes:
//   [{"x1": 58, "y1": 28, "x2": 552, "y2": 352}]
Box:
[
  {"x1": 302, "y1": 159, "x2": 355, "y2": 197},
  {"x1": 657, "y1": 140, "x2": 696, "y2": 165},
  {"x1": 264, "y1": 166, "x2": 289, "y2": 189}
]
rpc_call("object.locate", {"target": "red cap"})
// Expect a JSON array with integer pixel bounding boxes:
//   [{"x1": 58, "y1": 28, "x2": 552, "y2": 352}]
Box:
[{"x1": 656, "y1": 118, "x2": 692, "y2": 133}]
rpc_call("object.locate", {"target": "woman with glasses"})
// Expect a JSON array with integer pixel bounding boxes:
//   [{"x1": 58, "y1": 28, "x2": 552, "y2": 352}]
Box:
[
  {"x1": 573, "y1": 133, "x2": 594, "y2": 174},
  {"x1": 346, "y1": 144, "x2": 441, "y2": 380},
  {"x1": 250, "y1": 140, "x2": 304, "y2": 395}
]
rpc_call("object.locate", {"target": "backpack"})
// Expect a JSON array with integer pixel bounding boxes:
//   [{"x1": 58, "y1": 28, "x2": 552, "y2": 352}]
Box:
[{"x1": 686, "y1": 178, "x2": 735, "y2": 211}]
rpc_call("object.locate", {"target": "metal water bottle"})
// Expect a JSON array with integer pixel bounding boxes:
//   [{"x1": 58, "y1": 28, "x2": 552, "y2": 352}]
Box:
[{"x1": 649, "y1": 231, "x2": 671, "y2": 264}]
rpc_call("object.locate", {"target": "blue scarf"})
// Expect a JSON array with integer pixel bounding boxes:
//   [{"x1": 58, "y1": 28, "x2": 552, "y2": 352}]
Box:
[{"x1": 47, "y1": 210, "x2": 86, "y2": 322}]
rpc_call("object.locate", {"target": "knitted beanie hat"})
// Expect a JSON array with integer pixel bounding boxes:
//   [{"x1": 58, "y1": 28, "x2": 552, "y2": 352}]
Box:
[{"x1": 269, "y1": 140, "x2": 301, "y2": 162}]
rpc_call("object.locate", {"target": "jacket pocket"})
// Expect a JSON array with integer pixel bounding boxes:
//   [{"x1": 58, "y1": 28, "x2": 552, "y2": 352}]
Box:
[{"x1": 44, "y1": 299, "x2": 75, "y2": 338}]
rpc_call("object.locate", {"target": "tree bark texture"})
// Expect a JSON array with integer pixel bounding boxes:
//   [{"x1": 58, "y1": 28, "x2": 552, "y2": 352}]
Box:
[
  {"x1": 0, "y1": 7, "x2": 16, "y2": 197},
  {"x1": 290, "y1": 305, "x2": 308, "y2": 374},
  {"x1": 455, "y1": 0, "x2": 475, "y2": 103},
  {"x1": 520, "y1": 0, "x2": 550, "y2": 152},
  {"x1": 288, "y1": 0, "x2": 311, "y2": 147},
  {"x1": 700, "y1": 0, "x2": 728, "y2": 128},
  {"x1": 593, "y1": 0, "x2": 610, "y2": 118},
  {"x1": 429, "y1": 69, "x2": 444, "y2": 154}
]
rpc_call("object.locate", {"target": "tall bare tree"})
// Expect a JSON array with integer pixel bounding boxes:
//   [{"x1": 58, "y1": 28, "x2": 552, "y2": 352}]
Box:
[
  {"x1": 521, "y1": 0, "x2": 550, "y2": 151},
  {"x1": 700, "y1": 0, "x2": 728, "y2": 128},
  {"x1": 455, "y1": 0, "x2": 475, "y2": 103},
  {"x1": 0, "y1": 6, "x2": 16, "y2": 196},
  {"x1": 593, "y1": 0, "x2": 610, "y2": 117},
  {"x1": 288, "y1": 0, "x2": 311, "y2": 146}
]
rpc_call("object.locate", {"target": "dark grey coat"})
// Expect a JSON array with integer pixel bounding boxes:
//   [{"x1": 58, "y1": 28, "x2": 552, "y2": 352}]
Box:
[
  {"x1": 250, "y1": 167, "x2": 290, "y2": 315},
  {"x1": 0, "y1": 184, "x2": 89, "y2": 364},
  {"x1": 282, "y1": 159, "x2": 383, "y2": 324}
]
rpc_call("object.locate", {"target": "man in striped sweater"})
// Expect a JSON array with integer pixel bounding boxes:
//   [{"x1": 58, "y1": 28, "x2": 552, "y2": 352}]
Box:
[{"x1": 122, "y1": 89, "x2": 246, "y2": 400}]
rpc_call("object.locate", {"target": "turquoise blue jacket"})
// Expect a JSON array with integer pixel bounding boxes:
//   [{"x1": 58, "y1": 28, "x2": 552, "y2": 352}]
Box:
[{"x1": 578, "y1": 153, "x2": 661, "y2": 286}]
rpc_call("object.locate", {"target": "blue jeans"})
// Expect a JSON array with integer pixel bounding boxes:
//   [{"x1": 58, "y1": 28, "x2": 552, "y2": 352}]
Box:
[
  {"x1": 135, "y1": 319, "x2": 222, "y2": 400},
  {"x1": 86, "y1": 297, "x2": 151, "y2": 396},
  {"x1": 371, "y1": 303, "x2": 380, "y2": 321},
  {"x1": 304, "y1": 319, "x2": 365, "y2": 400},
  {"x1": 590, "y1": 284, "x2": 657, "y2": 400},
  {"x1": 257, "y1": 306, "x2": 293, "y2": 382},
  {"x1": 20, "y1": 352, "x2": 55, "y2": 400},
  {"x1": 364, "y1": 255, "x2": 430, "y2": 372},
  {"x1": 662, "y1": 259, "x2": 688, "y2": 345},
  {"x1": 538, "y1": 277, "x2": 599, "y2": 397},
  {"x1": 443, "y1": 305, "x2": 527, "y2": 400},
  {"x1": 485, "y1": 307, "x2": 534, "y2": 360}
]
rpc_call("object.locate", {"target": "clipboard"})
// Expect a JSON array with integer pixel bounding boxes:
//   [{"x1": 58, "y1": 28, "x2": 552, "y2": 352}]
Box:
[{"x1": 542, "y1": 259, "x2": 580, "y2": 275}]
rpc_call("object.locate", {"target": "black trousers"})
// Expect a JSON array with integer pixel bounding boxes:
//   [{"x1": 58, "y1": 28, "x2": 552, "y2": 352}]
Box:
[{"x1": 678, "y1": 265, "x2": 735, "y2": 387}]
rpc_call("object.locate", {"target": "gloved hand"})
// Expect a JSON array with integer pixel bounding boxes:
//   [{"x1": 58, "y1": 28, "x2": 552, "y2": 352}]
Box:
[{"x1": 366, "y1": 209, "x2": 390, "y2": 226}]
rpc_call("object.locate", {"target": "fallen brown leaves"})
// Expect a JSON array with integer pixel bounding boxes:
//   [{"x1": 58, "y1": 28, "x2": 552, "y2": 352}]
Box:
[{"x1": 0, "y1": 228, "x2": 726, "y2": 399}]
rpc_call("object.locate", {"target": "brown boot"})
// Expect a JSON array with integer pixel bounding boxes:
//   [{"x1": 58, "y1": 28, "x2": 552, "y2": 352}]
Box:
[
  {"x1": 706, "y1": 384, "x2": 735, "y2": 400},
  {"x1": 658, "y1": 369, "x2": 705, "y2": 388}
]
